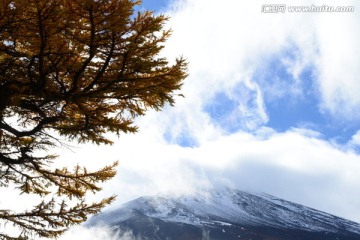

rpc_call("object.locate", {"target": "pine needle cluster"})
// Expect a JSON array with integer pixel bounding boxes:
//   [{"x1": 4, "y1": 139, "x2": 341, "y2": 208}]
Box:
[{"x1": 0, "y1": 0, "x2": 187, "y2": 238}]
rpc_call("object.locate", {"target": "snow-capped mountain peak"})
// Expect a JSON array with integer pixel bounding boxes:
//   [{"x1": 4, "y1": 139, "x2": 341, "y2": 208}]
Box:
[{"x1": 89, "y1": 188, "x2": 360, "y2": 240}]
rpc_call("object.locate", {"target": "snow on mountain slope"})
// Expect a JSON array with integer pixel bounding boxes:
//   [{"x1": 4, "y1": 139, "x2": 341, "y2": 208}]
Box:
[{"x1": 89, "y1": 188, "x2": 360, "y2": 238}]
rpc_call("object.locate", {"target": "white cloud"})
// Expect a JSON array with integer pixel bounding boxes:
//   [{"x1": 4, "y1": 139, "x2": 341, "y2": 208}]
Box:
[
  {"x1": 350, "y1": 130, "x2": 360, "y2": 146},
  {"x1": 55, "y1": 127, "x2": 360, "y2": 224},
  {"x1": 59, "y1": 225, "x2": 140, "y2": 240},
  {"x1": 315, "y1": 9, "x2": 360, "y2": 120},
  {"x1": 160, "y1": 0, "x2": 360, "y2": 133}
]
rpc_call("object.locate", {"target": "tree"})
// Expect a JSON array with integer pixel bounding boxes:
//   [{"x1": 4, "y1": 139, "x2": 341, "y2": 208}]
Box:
[{"x1": 0, "y1": 0, "x2": 187, "y2": 238}]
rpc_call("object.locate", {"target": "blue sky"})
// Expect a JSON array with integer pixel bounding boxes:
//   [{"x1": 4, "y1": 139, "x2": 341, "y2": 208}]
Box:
[
  {"x1": 138, "y1": 0, "x2": 169, "y2": 12},
  {"x1": 57, "y1": 1, "x2": 360, "y2": 238},
  {"x1": 140, "y1": 0, "x2": 360, "y2": 147}
]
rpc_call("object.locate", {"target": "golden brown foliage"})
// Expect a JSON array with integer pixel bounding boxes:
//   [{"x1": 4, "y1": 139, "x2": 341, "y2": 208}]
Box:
[{"x1": 0, "y1": 0, "x2": 187, "y2": 238}]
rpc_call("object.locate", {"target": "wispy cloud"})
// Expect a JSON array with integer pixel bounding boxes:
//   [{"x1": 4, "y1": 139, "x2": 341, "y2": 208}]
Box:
[{"x1": 161, "y1": 0, "x2": 360, "y2": 137}]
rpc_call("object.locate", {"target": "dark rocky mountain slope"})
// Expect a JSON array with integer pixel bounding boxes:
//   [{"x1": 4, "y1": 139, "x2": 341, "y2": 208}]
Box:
[{"x1": 88, "y1": 188, "x2": 360, "y2": 240}]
